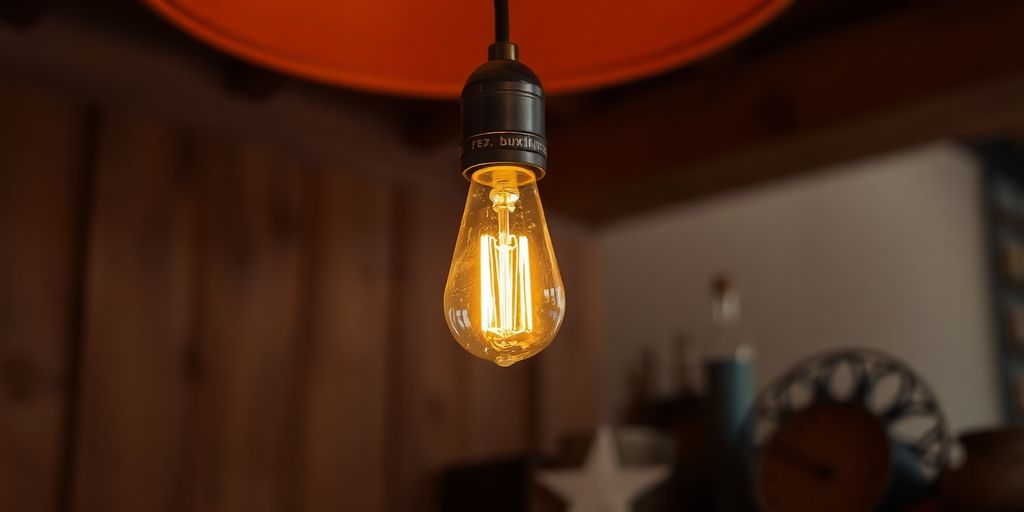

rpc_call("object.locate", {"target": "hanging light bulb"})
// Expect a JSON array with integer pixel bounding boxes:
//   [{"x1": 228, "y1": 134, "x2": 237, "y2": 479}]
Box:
[{"x1": 444, "y1": 0, "x2": 564, "y2": 367}]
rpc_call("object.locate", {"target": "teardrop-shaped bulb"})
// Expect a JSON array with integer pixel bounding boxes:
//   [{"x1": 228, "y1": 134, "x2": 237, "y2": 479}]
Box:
[{"x1": 444, "y1": 165, "x2": 565, "y2": 367}]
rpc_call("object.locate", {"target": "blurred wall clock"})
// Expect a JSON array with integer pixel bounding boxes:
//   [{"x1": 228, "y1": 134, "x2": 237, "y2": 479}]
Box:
[
  {"x1": 143, "y1": 0, "x2": 790, "y2": 98},
  {"x1": 745, "y1": 350, "x2": 951, "y2": 512}
]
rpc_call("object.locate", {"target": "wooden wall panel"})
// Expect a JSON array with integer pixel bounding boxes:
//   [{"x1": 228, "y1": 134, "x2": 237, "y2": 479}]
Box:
[
  {"x1": 0, "y1": 82, "x2": 85, "y2": 512},
  {"x1": 537, "y1": 222, "x2": 604, "y2": 454},
  {"x1": 298, "y1": 168, "x2": 391, "y2": 512},
  {"x1": 463, "y1": 354, "x2": 532, "y2": 459},
  {"x1": 391, "y1": 188, "x2": 469, "y2": 512},
  {"x1": 72, "y1": 111, "x2": 195, "y2": 512},
  {"x1": 190, "y1": 142, "x2": 305, "y2": 512},
  {"x1": 0, "y1": 77, "x2": 605, "y2": 512}
]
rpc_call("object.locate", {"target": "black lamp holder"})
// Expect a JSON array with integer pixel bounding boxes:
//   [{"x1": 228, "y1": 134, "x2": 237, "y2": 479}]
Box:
[{"x1": 460, "y1": 0, "x2": 547, "y2": 178}]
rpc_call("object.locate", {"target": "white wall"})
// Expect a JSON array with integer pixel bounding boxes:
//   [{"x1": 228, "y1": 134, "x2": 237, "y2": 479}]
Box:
[{"x1": 600, "y1": 142, "x2": 1001, "y2": 433}]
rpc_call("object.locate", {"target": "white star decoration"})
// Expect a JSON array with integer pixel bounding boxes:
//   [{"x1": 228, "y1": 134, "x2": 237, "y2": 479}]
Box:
[{"x1": 537, "y1": 426, "x2": 670, "y2": 512}]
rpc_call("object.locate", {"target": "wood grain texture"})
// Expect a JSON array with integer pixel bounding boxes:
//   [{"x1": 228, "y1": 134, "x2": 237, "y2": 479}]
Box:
[
  {"x1": 190, "y1": 141, "x2": 305, "y2": 512},
  {"x1": 72, "y1": 110, "x2": 195, "y2": 512},
  {"x1": 0, "y1": 82, "x2": 85, "y2": 512},
  {"x1": 389, "y1": 187, "x2": 470, "y2": 512},
  {"x1": 537, "y1": 221, "x2": 604, "y2": 454},
  {"x1": 542, "y1": 0, "x2": 1024, "y2": 222},
  {"x1": 297, "y1": 167, "x2": 392, "y2": 512},
  {"x1": 0, "y1": 76, "x2": 607, "y2": 512},
  {"x1": 463, "y1": 354, "x2": 532, "y2": 459}
]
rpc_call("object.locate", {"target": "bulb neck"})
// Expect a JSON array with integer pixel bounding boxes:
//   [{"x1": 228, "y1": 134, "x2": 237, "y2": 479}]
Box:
[{"x1": 460, "y1": 46, "x2": 547, "y2": 178}]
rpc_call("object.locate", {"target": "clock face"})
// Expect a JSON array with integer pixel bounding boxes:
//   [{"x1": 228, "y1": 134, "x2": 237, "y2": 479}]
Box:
[{"x1": 756, "y1": 402, "x2": 891, "y2": 512}]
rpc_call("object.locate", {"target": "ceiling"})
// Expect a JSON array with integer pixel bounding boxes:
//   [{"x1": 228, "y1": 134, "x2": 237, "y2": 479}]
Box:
[{"x1": 2, "y1": 0, "x2": 1024, "y2": 225}]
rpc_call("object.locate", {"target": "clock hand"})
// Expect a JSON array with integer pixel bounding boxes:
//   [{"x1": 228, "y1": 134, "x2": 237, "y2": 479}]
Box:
[{"x1": 772, "y1": 442, "x2": 836, "y2": 482}]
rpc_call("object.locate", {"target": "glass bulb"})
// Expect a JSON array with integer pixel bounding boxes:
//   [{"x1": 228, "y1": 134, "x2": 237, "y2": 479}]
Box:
[{"x1": 444, "y1": 165, "x2": 565, "y2": 367}]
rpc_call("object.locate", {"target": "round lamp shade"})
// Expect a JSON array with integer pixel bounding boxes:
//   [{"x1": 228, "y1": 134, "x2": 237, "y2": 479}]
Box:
[{"x1": 144, "y1": 0, "x2": 790, "y2": 98}]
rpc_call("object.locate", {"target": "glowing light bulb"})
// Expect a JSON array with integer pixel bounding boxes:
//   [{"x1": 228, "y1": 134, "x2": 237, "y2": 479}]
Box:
[
  {"x1": 444, "y1": 165, "x2": 564, "y2": 366},
  {"x1": 448, "y1": 0, "x2": 560, "y2": 366}
]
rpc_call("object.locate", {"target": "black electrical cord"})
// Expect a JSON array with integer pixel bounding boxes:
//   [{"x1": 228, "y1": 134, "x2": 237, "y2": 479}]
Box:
[
  {"x1": 494, "y1": 0, "x2": 510, "y2": 43},
  {"x1": 462, "y1": 0, "x2": 545, "y2": 175}
]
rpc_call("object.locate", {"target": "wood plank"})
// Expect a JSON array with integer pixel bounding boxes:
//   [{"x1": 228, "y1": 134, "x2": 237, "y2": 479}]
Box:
[
  {"x1": 543, "y1": 0, "x2": 1024, "y2": 222},
  {"x1": 635, "y1": 73, "x2": 1024, "y2": 220},
  {"x1": 389, "y1": 188, "x2": 471, "y2": 512},
  {"x1": 71, "y1": 110, "x2": 195, "y2": 512},
  {"x1": 297, "y1": 168, "x2": 392, "y2": 512},
  {"x1": 536, "y1": 221, "x2": 604, "y2": 453},
  {"x1": 0, "y1": 10, "x2": 459, "y2": 209},
  {"x1": 463, "y1": 355, "x2": 532, "y2": 459},
  {"x1": 0, "y1": 81, "x2": 85, "y2": 512},
  {"x1": 190, "y1": 141, "x2": 305, "y2": 512}
]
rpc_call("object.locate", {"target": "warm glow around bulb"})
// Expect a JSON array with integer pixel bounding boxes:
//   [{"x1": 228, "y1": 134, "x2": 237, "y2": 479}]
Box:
[{"x1": 444, "y1": 165, "x2": 564, "y2": 366}]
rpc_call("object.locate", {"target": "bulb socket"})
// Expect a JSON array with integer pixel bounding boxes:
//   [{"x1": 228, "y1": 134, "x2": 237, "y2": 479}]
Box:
[{"x1": 460, "y1": 43, "x2": 547, "y2": 179}]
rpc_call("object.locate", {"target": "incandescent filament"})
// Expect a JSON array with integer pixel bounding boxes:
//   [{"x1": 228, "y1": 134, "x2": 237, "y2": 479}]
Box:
[{"x1": 480, "y1": 185, "x2": 532, "y2": 347}]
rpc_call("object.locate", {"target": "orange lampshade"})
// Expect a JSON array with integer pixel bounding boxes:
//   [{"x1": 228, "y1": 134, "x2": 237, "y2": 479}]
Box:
[{"x1": 145, "y1": 0, "x2": 789, "y2": 98}]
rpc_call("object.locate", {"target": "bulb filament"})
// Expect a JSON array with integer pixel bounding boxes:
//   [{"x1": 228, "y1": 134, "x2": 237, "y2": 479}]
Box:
[{"x1": 480, "y1": 186, "x2": 533, "y2": 346}]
